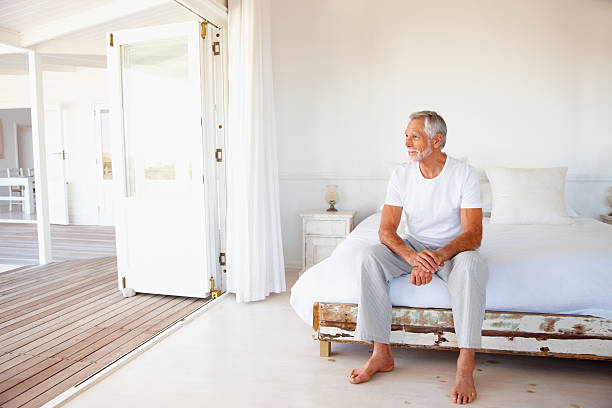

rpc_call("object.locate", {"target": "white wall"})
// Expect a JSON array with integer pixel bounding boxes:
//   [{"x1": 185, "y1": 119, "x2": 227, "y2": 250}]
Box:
[
  {"x1": 270, "y1": 0, "x2": 612, "y2": 266},
  {"x1": 17, "y1": 125, "x2": 34, "y2": 170},
  {"x1": 0, "y1": 108, "x2": 31, "y2": 195},
  {"x1": 0, "y1": 68, "x2": 108, "y2": 224},
  {"x1": 0, "y1": 108, "x2": 31, "y2": 167}
]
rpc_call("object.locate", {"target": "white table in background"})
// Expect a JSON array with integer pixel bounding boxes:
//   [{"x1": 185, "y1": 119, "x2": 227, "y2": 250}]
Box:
[{"x1": 0, "y1": 176, "x2": 35, "y2": 214}]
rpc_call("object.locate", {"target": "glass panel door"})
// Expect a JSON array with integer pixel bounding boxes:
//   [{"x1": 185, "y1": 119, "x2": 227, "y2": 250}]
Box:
[
  {"x1": 108, "y1": 21, "x2": 218, "y2": 298},
  {"x1": 122, "y1": 37, "x2": 195, "y2": 197}
]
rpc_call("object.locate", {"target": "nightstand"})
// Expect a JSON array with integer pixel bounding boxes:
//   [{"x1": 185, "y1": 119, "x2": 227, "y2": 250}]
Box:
[
  {"x1": 300, "y1": 210, "x2": 356, "y2": 271},
  {"x1": 601, "y1": 214, "x2": 612, "y2": 225}
]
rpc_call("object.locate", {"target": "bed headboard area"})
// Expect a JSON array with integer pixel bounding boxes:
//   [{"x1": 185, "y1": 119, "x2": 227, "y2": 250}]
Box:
[
  {"x1": 279, "y1": 173, "x2": 612, "y2": 268},
  {"x1": 271, "y1": 0, "x2": 612, "y2": 267}
]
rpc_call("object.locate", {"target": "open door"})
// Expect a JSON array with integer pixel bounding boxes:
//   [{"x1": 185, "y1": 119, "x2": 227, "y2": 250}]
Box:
[
  {"x1": 94, "y1": 106, "x2": 114, "y2": 226},
  {"x1": 107, "y1": 21, "x2": 220, "y2": 297},
  {"x1": 45, "y1": 106, "x2": 69, "y2": 224}
]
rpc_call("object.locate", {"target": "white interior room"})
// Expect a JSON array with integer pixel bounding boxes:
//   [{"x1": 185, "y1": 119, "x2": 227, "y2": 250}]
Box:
[{"x1": 0, "y1": 0, "x2": 611, "y2": 407}]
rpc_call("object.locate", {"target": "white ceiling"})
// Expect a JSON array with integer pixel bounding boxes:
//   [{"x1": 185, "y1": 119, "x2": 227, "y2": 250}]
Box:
[
  {"x1": 0, "y1": 0, "x2": 226, "y2": 74},
  {"x1": 0, "y1": 0, "x2": 114, "y2": 33},
  {"x1": 35, "y1": 2, "x2": 196, "y2": 55}
]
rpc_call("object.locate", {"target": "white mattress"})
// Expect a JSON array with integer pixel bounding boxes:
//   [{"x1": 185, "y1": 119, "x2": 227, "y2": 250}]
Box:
[{"x1": 290, "y1": 213, "x2": 612, "y2": 326}]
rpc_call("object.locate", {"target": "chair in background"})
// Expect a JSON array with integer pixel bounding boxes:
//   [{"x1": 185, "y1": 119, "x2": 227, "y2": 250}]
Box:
[
  {"x1": 27, "y1": 168, "x2": 36, "y2": 207},
  {"x1": 6, "y1": 168, "x2": 25, "y2": 212}
]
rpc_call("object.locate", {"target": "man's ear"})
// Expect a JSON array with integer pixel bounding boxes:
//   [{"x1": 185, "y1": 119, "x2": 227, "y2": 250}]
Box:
[{"x1": 432, "y1": 133, "x2": 443, "y2": 149}]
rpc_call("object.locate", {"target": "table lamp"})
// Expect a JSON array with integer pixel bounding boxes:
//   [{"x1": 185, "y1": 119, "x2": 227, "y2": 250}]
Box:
[{"x1": 326, "y1": 185, "x2": 338, "y2": 212}]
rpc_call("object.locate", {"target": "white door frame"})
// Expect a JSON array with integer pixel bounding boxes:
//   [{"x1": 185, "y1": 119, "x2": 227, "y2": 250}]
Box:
[
  {"x1": 107, "y1": 21, "x2": 221, "y2": 297},
  {"x1": 29, "y1": 51, "x2": 51, "y2": 264},
  {"x1": 93, "y1": 104, "x2": 114, "y2": 226},
  {"x1": 209, "y1": 24, "x2": 228, "y2": 292},
  {"x1": 44, "y1": 104, "x2": 69, "y2": 225}
]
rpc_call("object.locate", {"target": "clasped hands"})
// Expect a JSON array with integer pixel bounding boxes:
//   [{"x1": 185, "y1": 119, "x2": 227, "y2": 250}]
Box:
[{"x1": 406, "y1": 249, "x2": 445, "y2": 286}]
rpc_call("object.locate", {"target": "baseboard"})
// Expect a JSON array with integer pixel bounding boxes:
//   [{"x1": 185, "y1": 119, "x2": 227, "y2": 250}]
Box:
[
  {"x1": 279, "y1": 172, "x2": 612, "y2": 183},
  {"x1": 284, "y1": 262, "x2": 302, "y2": 272}
]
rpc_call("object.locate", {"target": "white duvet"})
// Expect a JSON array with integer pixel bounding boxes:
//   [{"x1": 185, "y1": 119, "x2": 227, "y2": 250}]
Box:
[{"x1": 290, "y1": 213, "x2": 612, "y2": 326}]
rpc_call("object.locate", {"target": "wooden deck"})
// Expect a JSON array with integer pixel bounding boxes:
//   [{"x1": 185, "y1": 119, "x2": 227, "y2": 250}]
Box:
[
  {"x1": 0, "y1": 223, "x2": 116, "y2": 265},
  {"x1": 0, "y1": 257, "x2": 210, "y2": 408}
]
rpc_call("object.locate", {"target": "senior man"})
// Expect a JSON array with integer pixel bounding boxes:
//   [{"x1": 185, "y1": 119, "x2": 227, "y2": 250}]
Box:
[{"x1": 349, "y1": 111, "x2": 488, "y2": 405}]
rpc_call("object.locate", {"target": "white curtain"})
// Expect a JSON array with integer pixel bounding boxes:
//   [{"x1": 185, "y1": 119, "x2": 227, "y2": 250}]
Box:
[{"x1": 226, "y1": 0, "x2": 286, "y2": 302}]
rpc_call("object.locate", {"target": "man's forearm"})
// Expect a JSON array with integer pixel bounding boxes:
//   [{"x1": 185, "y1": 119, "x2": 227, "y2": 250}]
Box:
[
  {"x1": 379, "y1": 230, "x2": 414, "y2": 262},
  {"x1": 437, "y1": 231, "x2": 481, "y2": 262}
]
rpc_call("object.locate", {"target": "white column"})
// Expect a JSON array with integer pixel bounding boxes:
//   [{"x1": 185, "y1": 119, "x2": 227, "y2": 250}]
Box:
[{"x1": 28, "y1": 51, "x2": 52, "y2": 264}]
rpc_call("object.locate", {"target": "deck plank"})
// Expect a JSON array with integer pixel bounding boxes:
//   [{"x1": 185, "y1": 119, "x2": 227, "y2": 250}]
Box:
[
  {"x1": 0, "y1": 223, "x2": 116, "y2": 265},
  {"x1": 0, "y1": 256, "x2": 211, "y2": 408}
]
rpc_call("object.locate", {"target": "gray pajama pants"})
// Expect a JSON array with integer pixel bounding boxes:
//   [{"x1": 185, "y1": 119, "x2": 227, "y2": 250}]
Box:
[{"x1": 354, "y1": 236, "x2": 488, "y2": 349}]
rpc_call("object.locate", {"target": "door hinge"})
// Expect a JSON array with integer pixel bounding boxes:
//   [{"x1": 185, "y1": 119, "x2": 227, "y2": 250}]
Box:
[
  {"x1": 219, "y1": 252, "x2": 226, "y2": 266},
  {"x1": 212, "y1": 41, "x2": 221, "y2": 56},
  {"x1": 201, "y1": 21, "x2": 208, "y2": 39},
  {"x1": 109, "y1": 33, "x2": 114, "y2": 47},
  {"x1": 209, "y1": 277, "x2": 221, "y2": 299},
  {"x1": 215, "y1": 148, "x2": 223, "y2": 162}
]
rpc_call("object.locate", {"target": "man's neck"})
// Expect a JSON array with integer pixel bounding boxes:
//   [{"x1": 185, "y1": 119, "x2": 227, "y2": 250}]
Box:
[{"x1": 418, "y1": 151, "x2": 447, "y2": 179}]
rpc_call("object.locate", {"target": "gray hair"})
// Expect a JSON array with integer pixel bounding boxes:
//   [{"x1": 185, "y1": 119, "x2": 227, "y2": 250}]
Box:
[{"x1": 409, "y1": 110, "x2": 447, "y2": 148}]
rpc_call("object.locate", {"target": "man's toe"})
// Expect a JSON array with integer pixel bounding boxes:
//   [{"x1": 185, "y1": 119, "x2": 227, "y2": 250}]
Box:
[
  {"x1": 355, "y1": 370, "x2": 371, "y2": 384},
  {"x1": 451, "y1": 391, "x2": 458, "y2": 404}
]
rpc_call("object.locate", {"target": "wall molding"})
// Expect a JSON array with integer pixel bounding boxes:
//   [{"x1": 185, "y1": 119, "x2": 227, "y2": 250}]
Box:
[
  {"x1": 567, "y1": 176, "x2": 612, "y2": 182},
  {"x1": 279, "y1": 173, "x2": 387, "y2": 181},
  {"x1": 279, "y1": 172, "x2": 612, "y2": 183}
]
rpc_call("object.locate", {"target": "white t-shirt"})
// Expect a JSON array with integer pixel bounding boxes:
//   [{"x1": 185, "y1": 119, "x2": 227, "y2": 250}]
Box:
[{"x1": 384, "y1": 156, "x2": 481, "y2": 248}]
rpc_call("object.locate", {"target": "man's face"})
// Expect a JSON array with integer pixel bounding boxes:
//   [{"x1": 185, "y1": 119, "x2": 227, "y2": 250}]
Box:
[{"x1": 405, "y1": 118, "x2": 432, "y2": 162}]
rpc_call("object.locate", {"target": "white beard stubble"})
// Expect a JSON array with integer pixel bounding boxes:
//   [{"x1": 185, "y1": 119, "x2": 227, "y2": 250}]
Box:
[{"x1": 407, "y1": 141, "x2": 433, "y2": 163}]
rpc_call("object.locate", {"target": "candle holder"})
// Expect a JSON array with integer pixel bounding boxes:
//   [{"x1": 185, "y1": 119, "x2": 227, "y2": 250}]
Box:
[{"x1": 326, "y1": 185, "x2": 338, "y2": 212}]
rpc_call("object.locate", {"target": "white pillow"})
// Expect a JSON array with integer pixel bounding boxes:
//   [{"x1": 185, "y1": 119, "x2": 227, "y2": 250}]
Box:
[
  {"x1": 477, "y1": 170, "x2": 493, "y2": 215},
  {"x1": 485, "y1": 167, "x2": 571, "y2": 224}
]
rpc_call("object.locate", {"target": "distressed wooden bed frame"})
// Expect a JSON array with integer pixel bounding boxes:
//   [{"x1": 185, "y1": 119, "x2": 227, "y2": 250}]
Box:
[{"x1": 314, "y1": 302, "x2": 612, "y2": 360}]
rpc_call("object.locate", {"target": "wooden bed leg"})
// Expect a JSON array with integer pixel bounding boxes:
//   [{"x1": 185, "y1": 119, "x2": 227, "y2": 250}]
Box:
[{"x1": 320, "y1": 340, "x2": 331, "y2": 357}]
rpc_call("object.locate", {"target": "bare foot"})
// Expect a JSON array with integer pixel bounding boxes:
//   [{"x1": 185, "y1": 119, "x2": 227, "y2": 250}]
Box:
[
  {"x1": 451, "y1": 349, "x2": 477, "y2": 404},
  {"x1": 451, "y1": 371, "x2": 477, "y2": 404},
  {"x1": 349, "y1": 342, "x2": 394, "y2": 384}
]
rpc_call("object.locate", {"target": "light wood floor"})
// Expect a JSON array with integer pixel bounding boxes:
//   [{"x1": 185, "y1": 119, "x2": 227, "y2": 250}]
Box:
[
  {"x1": 0, "y1": 223, "x2": 116, "y2": 265},
  {"x1": 0, "y1": 207, "x2": 36, "y2": 224},
  {"x1": 0, "y1": 257, "x2": 210, "y2": 408},
  {"x1": 60, "y1": 270, "x2": 612, "y2": 408}
]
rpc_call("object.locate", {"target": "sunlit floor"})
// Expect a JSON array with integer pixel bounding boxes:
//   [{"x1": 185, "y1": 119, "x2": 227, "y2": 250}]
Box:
[
  {"x1": 0, "y1": 264, "x2": 23, "y2": 273},
  {"x1": 0, "y1": 222, "x2": 115, "y2": 265},
  {"x1": 60, "y1": 270, "x2": 612, "y2": 408},
  {"x1": 0, "y1": 204, "x2": 36, "y2": 224}
]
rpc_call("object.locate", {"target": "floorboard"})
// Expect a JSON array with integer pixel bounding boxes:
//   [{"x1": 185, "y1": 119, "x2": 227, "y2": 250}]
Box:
[
  {"x1": 0, "y1": 224, "x2": 116, "y2": 265},
  {"x1": 58, "y1": 270, "x2": 612, "y2": 408},
  {"x1": 0, "y1": 257, "x2": 210, "y2": 408}
]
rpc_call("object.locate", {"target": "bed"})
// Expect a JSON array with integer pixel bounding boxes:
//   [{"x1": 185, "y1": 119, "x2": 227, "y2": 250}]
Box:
[{"x1": 290, "y1": 212, "x2": 612, "y2": 360}]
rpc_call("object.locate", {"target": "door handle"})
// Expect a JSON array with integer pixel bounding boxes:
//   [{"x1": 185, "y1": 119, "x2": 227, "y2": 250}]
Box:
[{"x1": 52, "y1": 150, "x2": 67, "y2": 160}]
